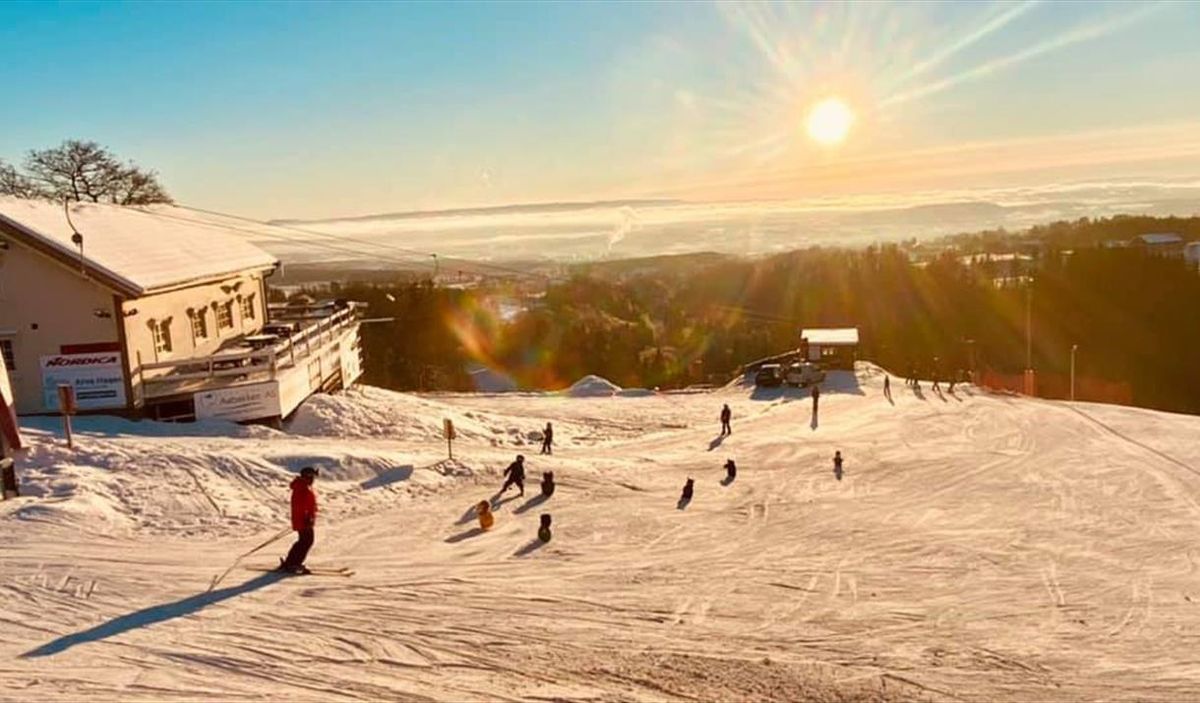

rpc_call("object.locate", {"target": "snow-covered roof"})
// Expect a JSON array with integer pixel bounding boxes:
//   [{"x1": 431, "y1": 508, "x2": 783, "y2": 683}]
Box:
[
  {"x1": 1137, "y1": 233, "x2": 1183, "y2": 245},
  {"x1": 0, "y1": 196, "x2": 278, "y2": 297},
  {"x1": 801, "y1": 327, "x2": 859, "y2": 346}
]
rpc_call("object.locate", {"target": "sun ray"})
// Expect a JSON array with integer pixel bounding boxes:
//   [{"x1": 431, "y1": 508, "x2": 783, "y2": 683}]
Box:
[{"x1": 880, "y1": 2, "x2": 1166, "y2": 109}]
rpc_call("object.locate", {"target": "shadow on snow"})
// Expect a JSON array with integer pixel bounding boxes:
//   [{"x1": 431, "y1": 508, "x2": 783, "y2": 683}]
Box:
[{"x1": 23, "y1": 572, "x2": 285, "y2": 658}]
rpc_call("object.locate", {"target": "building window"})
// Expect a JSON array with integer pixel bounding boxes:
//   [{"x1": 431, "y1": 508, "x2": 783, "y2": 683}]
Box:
[
  {"x1": 151, "y1": 320, "x2": 173, "y2": 355},
  {"x1": 216, "y1": 301, "x2": 234, "y2": 330},
  {"x1": 189, "y1": 309, "x2": 209, "y2": 340},
  {"x1": 239, "y1": 294, "x2": 255, "y2": 321},
  {"x1": 0, "y1": 338, "x2": 14, "y2": 370}
]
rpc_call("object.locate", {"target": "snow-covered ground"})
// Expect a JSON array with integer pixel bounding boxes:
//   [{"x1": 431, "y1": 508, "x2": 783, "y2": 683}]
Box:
[{"x1": 4, "y1": 364, "x2": 1200, "y2": 701}]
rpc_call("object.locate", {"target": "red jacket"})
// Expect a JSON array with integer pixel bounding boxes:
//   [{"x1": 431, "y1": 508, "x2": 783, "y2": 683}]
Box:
[{"x1": 290, "y1": 477, "x2": 317, "y2": 531}]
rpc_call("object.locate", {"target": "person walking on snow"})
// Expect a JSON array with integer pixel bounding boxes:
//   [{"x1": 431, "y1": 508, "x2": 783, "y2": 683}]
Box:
[
  {"x1": 833, "y1": 451, "x2": 844, "y2": 481},
  {"x1": 883, "y1": 374, "x2": 892, "y2": 401},
  {"x1": 280, "y1": 466, "x2": 318, "y2": 574},
  {"x1": 540, "y1": 422, "x2": 554, "y2": 455},
  {"x1": 720, "y1": 404, "x2": 732, "y2": 436},
  {"x1": 811, "y1": 384, "x2": 821, "y2": 415},
  {"x1": 501, "y1": 455, "x2": 526, "y2": 497}
]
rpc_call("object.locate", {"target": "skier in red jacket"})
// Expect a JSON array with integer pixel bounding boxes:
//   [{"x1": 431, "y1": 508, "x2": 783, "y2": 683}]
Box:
[{"x1": 280, "y1": 466, "x2": 318, "y2": 574}]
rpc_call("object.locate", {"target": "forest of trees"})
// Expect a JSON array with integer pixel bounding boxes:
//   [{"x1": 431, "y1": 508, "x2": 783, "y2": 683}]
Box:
[{"x1": 305, "y1": 224, "x2": 1200, "y2": 415}]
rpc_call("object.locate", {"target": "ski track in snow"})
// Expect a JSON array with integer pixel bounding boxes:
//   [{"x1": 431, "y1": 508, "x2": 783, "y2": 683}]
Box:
[{"x1": 3, "y1": 366, "x2": 1200, "y2": 700}]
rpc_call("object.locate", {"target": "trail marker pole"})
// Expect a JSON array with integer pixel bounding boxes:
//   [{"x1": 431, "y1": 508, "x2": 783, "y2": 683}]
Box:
[
  {"x1": 444, "y1": 418, "x2": 456, "y2": 460},
  {"x1": 57, "y1": 385, "x2": 76, "y2": 449},
  {"x1": 1070, "y1": 344, "x2": 1078, "y2": 402}
]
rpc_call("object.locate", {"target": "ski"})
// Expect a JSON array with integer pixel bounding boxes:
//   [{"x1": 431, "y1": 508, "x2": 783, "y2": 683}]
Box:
[{"x1": 245, "y1": 566, "x2": 354, "y2": 577}]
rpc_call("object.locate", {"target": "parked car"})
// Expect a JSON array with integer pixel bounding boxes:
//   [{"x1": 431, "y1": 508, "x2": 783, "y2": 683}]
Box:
[
  {"x1": 754, "y1": 363, "x2": 784, "y2": 387},
  {"x1": 785, "y1": 362, "x2": 825, "y2": 387}
]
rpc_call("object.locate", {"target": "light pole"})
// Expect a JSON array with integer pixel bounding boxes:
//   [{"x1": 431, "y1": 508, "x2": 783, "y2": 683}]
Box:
[
  {"x1": 1070, "y1": 344, "x2": 1078, "y2": 401},
  {"x1": 1025, "y1": 285, "x2": 1032, "y2": 371}
]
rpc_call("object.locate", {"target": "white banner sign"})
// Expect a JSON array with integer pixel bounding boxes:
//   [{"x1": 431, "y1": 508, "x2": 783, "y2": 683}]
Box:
[
  {"x1": 40, "y1": 352, "x2": 127, "y2": 410},
  {"x1": 194, "y1": 381, "x2": 281, "y2": 422}
]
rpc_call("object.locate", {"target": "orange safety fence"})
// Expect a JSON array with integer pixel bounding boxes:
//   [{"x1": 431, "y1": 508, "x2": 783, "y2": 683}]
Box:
[{"x1": 977, "y1": 369, "x2": 1133, "y2": 405}]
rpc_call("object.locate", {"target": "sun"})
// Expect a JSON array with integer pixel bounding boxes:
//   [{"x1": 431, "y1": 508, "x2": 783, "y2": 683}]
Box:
[{"x1": 806, "y1": 98, "x2": 855, "y2": 146}]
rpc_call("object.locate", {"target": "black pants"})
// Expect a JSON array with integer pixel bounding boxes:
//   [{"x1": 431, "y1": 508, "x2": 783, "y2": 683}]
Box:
[
  {"x1": 721, "y1": 420, "x2": 731, "y2": 435},
  {"x1": 540, "y1": 441, "x2": 552, "y2": 455},
  {"x1": 283, "y1": 527, "x2": 314, "y2": 568},
  {"x1": 502, "y1": 476, "x2": 524, "y2": 495}
]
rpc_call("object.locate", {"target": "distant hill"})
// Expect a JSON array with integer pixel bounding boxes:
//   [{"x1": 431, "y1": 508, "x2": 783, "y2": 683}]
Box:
[{"x1": 272, "y1": 199, "x2": 683, "y2": 226}]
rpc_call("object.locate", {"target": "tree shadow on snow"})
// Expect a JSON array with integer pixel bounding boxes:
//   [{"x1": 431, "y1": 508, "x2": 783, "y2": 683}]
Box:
[
  {"x1": 513, "y1": 540, "x2": 547, "y2": 557},
  {"x1": 360, "y1": 465, "x2": 414, "y2": 490},
  {"x1": 707, "y1": 434, "x2": 727, "y2": 451},
  {"x1": 22, "y1": 572, "x2": 285, "y2": 658},
  {"x1": 513, "y1": 494, "x2": 548, "y2": 514},
  {"x1": 445, "y1": 527, "x2": 485, "y2": 543}
]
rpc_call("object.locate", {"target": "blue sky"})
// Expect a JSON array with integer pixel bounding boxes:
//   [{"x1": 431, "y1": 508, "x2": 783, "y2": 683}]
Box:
[{"x1": 2, "y1": 1, "x2": 1199, "y2": 219}]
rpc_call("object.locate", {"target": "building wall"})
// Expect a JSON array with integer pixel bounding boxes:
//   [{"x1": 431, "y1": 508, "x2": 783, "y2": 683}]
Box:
[
  {"x1": 0, "y1": 239, "x2": 123, "y2": 413},
  {"x1": 122, "y1": 272, "x2": 268, "y2": 404}
]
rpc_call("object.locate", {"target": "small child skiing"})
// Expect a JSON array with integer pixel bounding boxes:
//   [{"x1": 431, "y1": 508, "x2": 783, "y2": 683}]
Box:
[
  {"x1": 476, "y1": 500, "x2": 495, "y2": 531},
  {"x1": 280, "y1": 466, "x2": 319, "y2": 574},
  {"x1": 501, "y1": 454, "x2": 526, "y2": 497},
  {"x1": 540, "y1": 471, "x2": 556, "y2": 498},
  {"x1": 681, "y1": 477, "x2": 695, "y2": 502},
  {"x1": 724, "y1": 459, "x2": 737, "y2": 482},
  {"x1": 833, "y1": 450, "x2": 844, "y2": 481},
  {"x1": 538, "y1": 513, "x2": 552, "y2": 543}
]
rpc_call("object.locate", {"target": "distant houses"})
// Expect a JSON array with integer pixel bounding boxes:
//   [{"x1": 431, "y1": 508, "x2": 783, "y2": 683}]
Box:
[
  {"x1": 1131, "y1": 233, "x2": 1185, "y2": 257},
  {"x1": 0, "y1": 197, "x2": 363, "y2": 422}
]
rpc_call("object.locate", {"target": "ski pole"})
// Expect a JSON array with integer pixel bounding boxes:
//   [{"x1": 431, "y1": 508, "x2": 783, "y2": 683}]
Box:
[{"x1": 207, "y1": 526, "x2": 292, "y2": 592}]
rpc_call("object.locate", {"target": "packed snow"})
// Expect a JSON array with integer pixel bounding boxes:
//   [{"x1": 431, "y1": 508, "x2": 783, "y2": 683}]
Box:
[{"x1": 3, "y1": 363, "x2": 1200, "y2": 700}]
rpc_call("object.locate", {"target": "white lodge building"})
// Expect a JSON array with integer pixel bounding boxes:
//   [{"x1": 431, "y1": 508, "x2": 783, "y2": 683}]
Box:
[{"x1": 0, "y1": 196, "x2": 362, "y2": 422}]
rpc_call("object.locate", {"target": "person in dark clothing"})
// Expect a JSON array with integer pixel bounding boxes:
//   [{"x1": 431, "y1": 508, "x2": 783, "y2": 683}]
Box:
[
  {"x1": 281, "y1": 466, "x2": 319, "y2": 574},
  {"x1": 540, "y1": 422, "x2": 554, "y2": 455},
  {"x1": 724, "y1": 459, "x2": 737, "y2": 482},
  {"x1": 811, "y1": 385, "x2": 821, "y2": 414},
  {"x1": 501, "y1": 455, "x2": 526, "y2": 497},
  {"x1": 883, "y1": 375, "x2": 892, "y2": 401},
  {"x1": 719, "y1": 404, "x2": 732, "y2": 436},
  {"x1": 680, "y1": 477, "x2": 695, "y2": 502},
  {"x1": 538, "y1": 513, "x2": 552, "y2": 543},
  {"x1": 833, "y1": 451, "x2": 844, "y2": 481},
  {"x1": 540, "y1": 471, "x2": 556, "y2": 498}
]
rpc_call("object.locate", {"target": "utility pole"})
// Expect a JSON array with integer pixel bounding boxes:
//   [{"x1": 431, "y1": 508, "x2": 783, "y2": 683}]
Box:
[
  {"x1": 1023, "y1": 284, "x2": 1035, "y2": 396},
  {"x1": 1070, "y1": 344, "x2": 1078, "y2": 402}
]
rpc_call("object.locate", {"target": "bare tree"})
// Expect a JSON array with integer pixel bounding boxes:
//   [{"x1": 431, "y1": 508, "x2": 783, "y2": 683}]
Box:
[
  {"x1": 21, "y1": 140, "x2": 172, "y2": 205},
  {"x1": 0, "y1": 159, "x2": 39, "y2": 198}
]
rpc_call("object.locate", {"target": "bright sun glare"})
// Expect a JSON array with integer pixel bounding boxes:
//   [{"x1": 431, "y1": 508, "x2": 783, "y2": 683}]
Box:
[{"x1": 806, "y1": 98, "x2": 855, "y2": 146}]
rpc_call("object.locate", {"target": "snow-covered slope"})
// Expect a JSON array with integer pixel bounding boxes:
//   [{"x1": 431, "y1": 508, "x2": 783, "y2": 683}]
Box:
[{"x1": 3, "y1": 364, "x2": 1200, "y2": 701}]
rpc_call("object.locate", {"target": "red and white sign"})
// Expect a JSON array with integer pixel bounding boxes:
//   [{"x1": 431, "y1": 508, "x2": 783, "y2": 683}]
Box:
[{"x1": 40, "y1": 352, "x2": 127, "y2": 411}]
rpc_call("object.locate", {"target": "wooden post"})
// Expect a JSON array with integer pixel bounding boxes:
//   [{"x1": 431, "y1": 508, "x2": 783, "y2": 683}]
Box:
[
  {"x1": 444, "y1": 418, "x2": 455, "y2": 460},
  {"x1": 57, "y1": 384, "x2": 76, "y2": 449}
]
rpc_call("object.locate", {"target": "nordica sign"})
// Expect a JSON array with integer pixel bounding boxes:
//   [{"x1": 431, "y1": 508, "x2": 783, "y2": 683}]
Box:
[{"x1": 40, "y1": 353, "x2": 127, "y2": 410}]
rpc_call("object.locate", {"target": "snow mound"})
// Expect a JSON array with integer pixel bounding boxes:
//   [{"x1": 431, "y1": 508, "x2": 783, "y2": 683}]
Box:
[{"x1": 567, "y1": 374, "x2": 621, "y2": 397}]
